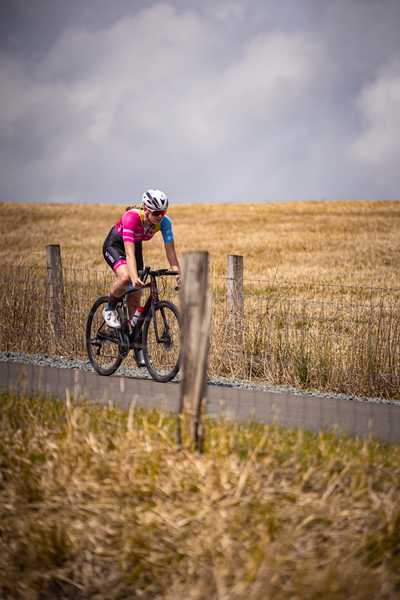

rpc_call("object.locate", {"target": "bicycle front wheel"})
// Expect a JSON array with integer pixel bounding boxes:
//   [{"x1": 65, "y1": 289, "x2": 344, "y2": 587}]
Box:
[
  {"x1": 142, "y1": 300, "x2": 181, "y2": 383},
  {"x1": 86, "y1": 295, "x2": 123, "y2": 376}
]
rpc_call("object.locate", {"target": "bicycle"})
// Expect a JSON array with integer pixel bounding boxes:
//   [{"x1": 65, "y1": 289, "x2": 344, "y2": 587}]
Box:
[{"x1": 86, "y1": 267, "x2": 181, "y2": 383}]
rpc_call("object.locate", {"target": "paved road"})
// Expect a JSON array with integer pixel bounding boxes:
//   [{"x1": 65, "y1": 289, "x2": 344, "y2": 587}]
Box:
[{"x1": 1, "y1": 361, "x2": 400, "y2": 444}]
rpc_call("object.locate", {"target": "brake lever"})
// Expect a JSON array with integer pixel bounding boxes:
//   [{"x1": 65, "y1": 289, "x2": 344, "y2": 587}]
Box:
[{"x1": 138, "y1": 266, "x2": 151, "y2": 285}]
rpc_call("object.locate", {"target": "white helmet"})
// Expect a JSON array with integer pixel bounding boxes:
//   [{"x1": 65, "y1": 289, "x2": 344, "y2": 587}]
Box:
[{"x1": 142, "y1": 189, "x2": 169, "y2": 211}]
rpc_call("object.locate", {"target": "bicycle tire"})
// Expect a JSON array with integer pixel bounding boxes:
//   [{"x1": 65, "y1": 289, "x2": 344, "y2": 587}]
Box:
[
  {"x1": 86, "y1": 295, "x2": 123, "y2": 376},
  {"x1": 142, "y1": 300, "x2": 181, "y2": 383}
]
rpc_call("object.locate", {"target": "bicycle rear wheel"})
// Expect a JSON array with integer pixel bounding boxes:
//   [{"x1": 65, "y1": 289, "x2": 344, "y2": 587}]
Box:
[
  {"x1": 86, "y1": 295, "x2": 123, "y2": 376},
  {"x1": 142, "y1": 300, "x2": 181, "y2": 382}
]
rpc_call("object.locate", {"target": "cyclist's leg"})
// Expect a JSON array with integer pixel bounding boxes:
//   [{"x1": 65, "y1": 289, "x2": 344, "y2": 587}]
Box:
[
  {"x1": 127, "y1": 290, "x2": 142, "y2": 319},
  {"x1": 101, "y1": 264, "x2": 128, "y2": 328},
  {"x1": 103, "y1": 230, "x2": 129, "y2": 311},
  {"x1": 102, "y1": 239, "x2": 122, "y2": 326},
  {"x1": 126, "y1": 241, "x2": 144, "y2": 319},
  {"x1": 111, "y1": 264, "x2": 131, "y2": 299}
]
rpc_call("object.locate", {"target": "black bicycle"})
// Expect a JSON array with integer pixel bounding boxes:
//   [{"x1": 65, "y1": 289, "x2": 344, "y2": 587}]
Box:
[{"x1": 86, "y1": 267, "x2": 181, "y2": 382}]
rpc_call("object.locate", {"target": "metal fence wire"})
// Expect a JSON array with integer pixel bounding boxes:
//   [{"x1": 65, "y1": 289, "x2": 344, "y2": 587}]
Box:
[{"x1": 1, "y1": 265, "x2": 399, "y2": 399}]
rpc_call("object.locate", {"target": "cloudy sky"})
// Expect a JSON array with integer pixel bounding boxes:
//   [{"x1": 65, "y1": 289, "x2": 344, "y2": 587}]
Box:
[{"x1": 0, "y1": 0, "x2": 399, "y2": 205}]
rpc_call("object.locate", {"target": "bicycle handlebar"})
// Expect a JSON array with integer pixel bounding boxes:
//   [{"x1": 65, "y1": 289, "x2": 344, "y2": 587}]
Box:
[
  {"x1": 123, "y1": 267, "x2": 180, "y2": 291},
  {"x1": 138, "y1": 267, "x2": 180, "y2": 282}
]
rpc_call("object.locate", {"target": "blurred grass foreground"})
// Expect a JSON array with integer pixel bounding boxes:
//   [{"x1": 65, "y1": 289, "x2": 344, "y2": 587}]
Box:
[{"x1": 1, "y1": 388, "x2": 400, "y2": 600}]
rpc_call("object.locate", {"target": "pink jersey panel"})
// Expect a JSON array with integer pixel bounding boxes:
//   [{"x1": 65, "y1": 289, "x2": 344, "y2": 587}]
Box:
[{"x1": 115, "y1": 210, "x2": 155, "y2": 243}]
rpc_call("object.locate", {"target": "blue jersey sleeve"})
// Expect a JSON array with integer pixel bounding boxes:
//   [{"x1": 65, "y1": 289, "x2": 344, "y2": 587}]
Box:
[{"x1": 160, "y1": 216, "x2": 174, "y2": 243}]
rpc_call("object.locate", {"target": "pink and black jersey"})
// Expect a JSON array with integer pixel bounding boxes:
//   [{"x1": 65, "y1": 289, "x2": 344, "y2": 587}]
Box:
[
  {"x1": 114, "y1": 208, "x2": 174, "y2": 244},
  {"x1": 103, "y1": 207, "x2": 174, "y2": 274}
]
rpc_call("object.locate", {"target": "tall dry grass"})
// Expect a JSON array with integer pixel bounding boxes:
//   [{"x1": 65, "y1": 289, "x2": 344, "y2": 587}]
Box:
[
  {"x1": 1, "y1": 387, "x2": 400, "y2": 599},
  {"x1": 1, "y1": 201, "x2": 400, "y2": 398},
  {"x1": 1, "y1": 262, "x2": 398, "y2": 399},
  {"x1": 2, "y1": 200, "x2": 400, "y2": 287}
]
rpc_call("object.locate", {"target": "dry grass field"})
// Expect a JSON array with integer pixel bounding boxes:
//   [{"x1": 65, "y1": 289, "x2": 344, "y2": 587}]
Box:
[
  {"x1": 1, "y1": 204, "x2": 400, "y2": 599},
  {"x1": 1, "y1": 389, "x2": 400, "y2": 600},
  {"x1": 2, "y1": 200, "x2": 400, "y2": 288},
  {"x1": 1, "y1": 200, "x2": 400, "y2": 399}
]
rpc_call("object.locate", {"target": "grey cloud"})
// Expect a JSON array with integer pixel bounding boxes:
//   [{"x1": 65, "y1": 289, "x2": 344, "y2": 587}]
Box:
[{"x1": 0, "y1": 0, "x2": 400, "y2": 204}]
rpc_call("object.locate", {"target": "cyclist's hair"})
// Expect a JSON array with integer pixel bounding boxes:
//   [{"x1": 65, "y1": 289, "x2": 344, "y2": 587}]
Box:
[{"x1": 125, "y1": 203, "x2": 144, "y2": 212}]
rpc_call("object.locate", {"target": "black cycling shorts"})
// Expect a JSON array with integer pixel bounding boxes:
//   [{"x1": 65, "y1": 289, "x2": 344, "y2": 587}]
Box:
[{"x1": 103, "y1": 226, "x2": 143, "y2": 273}]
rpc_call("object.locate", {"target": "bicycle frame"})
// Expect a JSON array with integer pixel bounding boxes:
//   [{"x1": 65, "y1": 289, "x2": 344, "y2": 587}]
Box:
[
  {"x1": 86, "y1": 266, "x2": 181, "y2": 380},
  {"x1": 121, "y1": 268, "x2": 178, "y2": 347}
]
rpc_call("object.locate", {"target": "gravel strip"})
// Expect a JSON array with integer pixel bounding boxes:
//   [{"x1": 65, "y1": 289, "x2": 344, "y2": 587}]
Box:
[{"x1": 1, "y1": 351, "x2": 398, "y2": 406}]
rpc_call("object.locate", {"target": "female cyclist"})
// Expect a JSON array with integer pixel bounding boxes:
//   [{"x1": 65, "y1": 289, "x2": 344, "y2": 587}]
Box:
[{"x1": 102, "y1": 189, "x2": 180, "y2": 362}]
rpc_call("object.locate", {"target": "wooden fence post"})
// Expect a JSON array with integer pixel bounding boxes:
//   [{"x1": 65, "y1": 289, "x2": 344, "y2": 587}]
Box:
[
  {"x1": 179, "y1": 251, "x2": 211, "y2": 449},
  {"x1": 45, "y1": 244, "x2": 64, "y2": 347},
  {"x1": 227, "y1": 254, "x2": 244, "y2": 333}
]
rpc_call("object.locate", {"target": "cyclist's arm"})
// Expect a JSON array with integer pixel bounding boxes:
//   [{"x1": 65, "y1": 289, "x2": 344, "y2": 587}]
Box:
[
  {"x1": 164, "y1": 240, "x2": 180, "y2": 286},
  {"x1": 124, "y1": 241, "x2": 143, "y2": 288}
]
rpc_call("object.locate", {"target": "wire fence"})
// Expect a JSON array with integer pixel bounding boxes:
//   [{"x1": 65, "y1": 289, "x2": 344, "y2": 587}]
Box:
[
  {"x1": 1, "y1": 264, "x2": 399, "y2": 399},
  {"x1": 209, "y1": 276, "x2": 400, "y2": 399}
]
